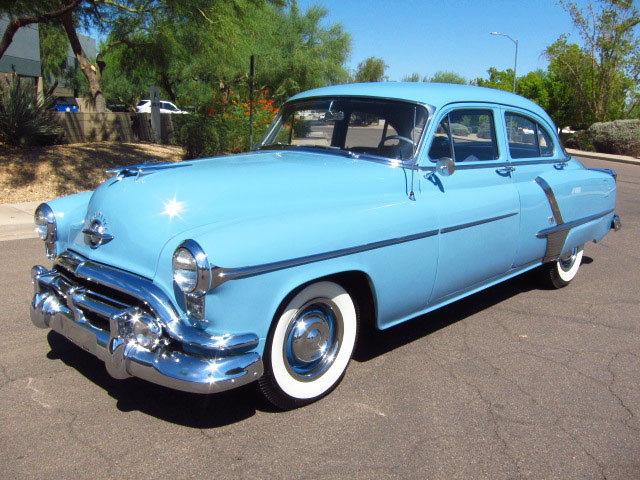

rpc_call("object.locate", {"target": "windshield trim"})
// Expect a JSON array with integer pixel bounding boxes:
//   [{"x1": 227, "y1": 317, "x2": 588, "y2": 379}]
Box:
[{"x1": 256, "y1": 95, "x2": 435, "y2": 168}]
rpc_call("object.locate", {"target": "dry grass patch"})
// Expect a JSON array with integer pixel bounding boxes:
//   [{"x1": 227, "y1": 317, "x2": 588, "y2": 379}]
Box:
[{"x1": 0, "y1": 142, "x2": 185, "y2": 203}]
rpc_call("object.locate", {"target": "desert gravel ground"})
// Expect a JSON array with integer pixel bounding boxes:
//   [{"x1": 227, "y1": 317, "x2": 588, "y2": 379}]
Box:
[{"x1": 0, "y1": 142, "x2": 185, "y2": 204}]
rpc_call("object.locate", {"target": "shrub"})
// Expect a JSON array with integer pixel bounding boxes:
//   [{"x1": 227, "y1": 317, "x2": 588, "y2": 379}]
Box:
[
  {"x1": 176, "y1": 89, "x2": 279, "y2": 159},
  {"x1": 564, "y1": 130, "x2": 595, "y2": 151},
  {"x1": 588, "y1": 120, "x2": 640, "y2": 157},
  {"x1": 450, "y1": 122, "x2": 470, "y2": 136},
  {"x1": 176, "y1": 113, "x2": 227, "y2": 160},
  {"x1": 292, "y1": 119, "x2": 312, "y2": 138},
  {"x1": 0, "y1": 74, "x2": 62, "y2": 146}
]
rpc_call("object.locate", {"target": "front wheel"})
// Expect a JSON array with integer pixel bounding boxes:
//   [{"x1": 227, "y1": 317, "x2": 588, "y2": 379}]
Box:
[
  {"x1": 259, "y1": 281, "x2": 359, "y2": 410},
  {"x1": 538, "y1": 245, "x2": 584, "y2": 289}
]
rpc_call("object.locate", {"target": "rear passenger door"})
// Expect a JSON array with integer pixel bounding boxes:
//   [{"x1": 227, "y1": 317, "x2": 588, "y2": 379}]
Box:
[
  {"x1": 501, "y1": 110, "x2": 568, "y2": 267},
  {"x1": 423, "y1": 106, "x2": 521, "y2": 303}
]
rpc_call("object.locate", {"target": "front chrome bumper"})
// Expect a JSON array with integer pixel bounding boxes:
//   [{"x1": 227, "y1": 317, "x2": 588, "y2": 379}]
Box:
[{"x1": 30, "y1": 258, "x2": 263, "y2": 394}]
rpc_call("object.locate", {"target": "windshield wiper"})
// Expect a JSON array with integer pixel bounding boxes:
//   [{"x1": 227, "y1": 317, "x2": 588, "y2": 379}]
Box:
[
  {"x1": 303, "y1": 145, "x2": 361, "y2": 159},
  {"x1": 256, "y1": 143, "x2": 360, "y2": 159}
]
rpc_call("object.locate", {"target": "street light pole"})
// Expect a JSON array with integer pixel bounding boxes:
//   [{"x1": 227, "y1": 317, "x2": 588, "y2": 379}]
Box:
[{"x1": 490, "y1": 32, "x2": 518, "y2": 93}]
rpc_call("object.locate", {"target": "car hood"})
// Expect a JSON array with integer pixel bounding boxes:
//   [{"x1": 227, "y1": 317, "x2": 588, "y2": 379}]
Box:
[{"x1": 68, "y1": 150, "x2": 404, "y2": 279}]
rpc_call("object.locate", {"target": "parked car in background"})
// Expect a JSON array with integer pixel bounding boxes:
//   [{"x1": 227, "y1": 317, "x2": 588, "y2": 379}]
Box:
[
  {"x1": 30, "y1": 83, "x2": 620, "y2": 410},
  {"x1": 135, "y1": 99, "x2": 188, "y2": 114},
  {"x1": 52, "y1": 96, "x2": 79, "y2": 112}
]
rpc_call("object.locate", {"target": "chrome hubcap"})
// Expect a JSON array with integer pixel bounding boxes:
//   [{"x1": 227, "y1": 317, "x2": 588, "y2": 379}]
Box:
[
  {"x1": 283, "y1": 298, "x2": 343, "y2": 381},
  {"x1": 559, "y1": 247, "x2": 578, "y2": 272}
]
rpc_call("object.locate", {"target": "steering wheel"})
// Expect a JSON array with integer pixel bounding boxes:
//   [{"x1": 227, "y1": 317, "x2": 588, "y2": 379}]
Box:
[{"x1": 379, "y1": 135, "x2": 416, "y2": 148}]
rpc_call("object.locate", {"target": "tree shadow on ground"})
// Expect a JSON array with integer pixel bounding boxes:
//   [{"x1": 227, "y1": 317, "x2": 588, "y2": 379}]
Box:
[{"x1": 1, "y1": 143, "x2": 183, "y2": 200}]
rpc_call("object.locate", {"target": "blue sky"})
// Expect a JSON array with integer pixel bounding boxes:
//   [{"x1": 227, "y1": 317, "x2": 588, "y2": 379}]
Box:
[{"x1": 296, "y1": 0, "x2": 609, "y2": 81}]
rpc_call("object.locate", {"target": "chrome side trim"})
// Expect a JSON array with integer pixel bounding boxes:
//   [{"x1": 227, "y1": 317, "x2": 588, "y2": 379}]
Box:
[
  {"x1": 536, "y1": 209, "x2": 614, "y2": 238},
  {"x1": 534, "y1": 177, "x2": 564, "y2": 223},
  {"x1": 210, "y1": 229, "x2": 439, "y2": 288},
  {"x1": 211, "y1": 212, "x2": 519, "y2": 288},
  {"x1": 421, "y1": 158, "x2": 568, "y2": 170},
  {"x1": 588, "y1": 167, "x2": 617, "y2": 182},
  {"x1": 440, "y1": 212, "x2": 518, "y2": 234},
  {"x1": 534, "y1": 176, "x2": 568, "y2": 262}
]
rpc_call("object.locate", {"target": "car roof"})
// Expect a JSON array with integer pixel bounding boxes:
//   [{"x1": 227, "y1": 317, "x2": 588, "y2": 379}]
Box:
[
  {"x1": 54, "y1": 96, "x2": 78, "y2": 105},
  {"x1": 288, "y1": 82, "x2": 554, "y2": 126}
]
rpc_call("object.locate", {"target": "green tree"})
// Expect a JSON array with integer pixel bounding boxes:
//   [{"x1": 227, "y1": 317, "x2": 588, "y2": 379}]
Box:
[
  {"x1": 100, "y1": 2, "x2": 351, "y2": 108},
  {"x1": 39, "y1": 21, "x2": 71, "y2": 90},
  {"x1": 473, "y1": 67, "x2": 515, "y2": 92},
  {"x1": 516, "y1": 70, "x2": 550, "y2": 111},
  {"x1": 545, "y1": 0, "x2": 639, "y2": 125},
  {"x1": 354, "y1": 56, "x2": 387, "y2": 82},
  {"x1": 257, "y1": 4, "x2": 351, "y2": 102},
  {"x1": 402, "y1": 73, "x2": 421, "y2": 82},
  {"x1": 427, "y1": 71, "x2": 468, "y2": 84}
]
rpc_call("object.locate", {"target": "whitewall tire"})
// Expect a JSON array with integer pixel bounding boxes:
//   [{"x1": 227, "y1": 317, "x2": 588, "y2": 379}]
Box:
[
  {"x1": 259, "y1": 281, "x2": 358, "y2": 410},
  {"x1": 538, "y1": 245, "x2": 584, "y2": 289}
]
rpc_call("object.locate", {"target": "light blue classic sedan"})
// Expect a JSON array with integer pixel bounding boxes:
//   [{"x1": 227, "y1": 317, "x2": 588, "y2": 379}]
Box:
[{"x1": 30, "y1": 83, "x2": 620, "y2": 409}]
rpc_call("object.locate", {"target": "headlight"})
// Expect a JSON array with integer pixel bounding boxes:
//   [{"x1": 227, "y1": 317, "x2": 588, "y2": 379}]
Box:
[
  {"x1": 34, "y1": 203, "x2": 57, "y2": 259},
  {"x1": 173, "y1": 247, "x2": 198, "y2": 293},
  {"x1": 172, "y1": 240, "x2": 211, "y2": 295},
  {"x1": 172, "y1": 240, "x2": 211, "y2": 322}
]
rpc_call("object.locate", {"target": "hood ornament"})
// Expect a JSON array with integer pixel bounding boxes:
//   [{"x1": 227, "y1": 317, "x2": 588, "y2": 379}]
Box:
[
  {"x1": 107, "y1": 161, "x2": 192, "y2": 182},
  {"x1": 83, "y1": 213, "x2": 114, "y2": 248}
]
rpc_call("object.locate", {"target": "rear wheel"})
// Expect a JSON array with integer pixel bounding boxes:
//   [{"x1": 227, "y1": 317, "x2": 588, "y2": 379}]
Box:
[
  {"x1": 259, "y1": 281, "x2": 358, "y2": 410},
  {"x1": 538, "y1": 245, "x2": 584, "y2": 289}
]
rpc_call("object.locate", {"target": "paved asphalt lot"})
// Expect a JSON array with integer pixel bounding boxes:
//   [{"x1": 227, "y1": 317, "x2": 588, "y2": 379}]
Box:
[{"x1": 0, "y1": 157, "x2": 638, "y2": 480}]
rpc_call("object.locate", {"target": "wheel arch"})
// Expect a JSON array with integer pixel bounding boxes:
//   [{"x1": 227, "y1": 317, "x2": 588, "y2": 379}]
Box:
[{"x1": 271, "y1": 270, "x2": 377, "y2": 336}]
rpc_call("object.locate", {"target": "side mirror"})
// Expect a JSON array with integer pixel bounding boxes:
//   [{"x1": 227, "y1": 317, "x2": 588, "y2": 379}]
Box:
[
  {"x1": 424, "y1": 157, "x2": 455, "y2": 180},
  {"x1": 436, "y1": 157, "x2": 455, "y2": 176}
]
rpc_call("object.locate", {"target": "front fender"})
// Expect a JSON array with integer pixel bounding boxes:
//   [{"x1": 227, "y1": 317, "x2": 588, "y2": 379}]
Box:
[{"x1": 44, "y1": 191, "x2": 93, "y2": 254}]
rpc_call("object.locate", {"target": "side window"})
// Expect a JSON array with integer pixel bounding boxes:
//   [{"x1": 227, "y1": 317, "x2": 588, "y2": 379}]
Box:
[
  {"x1": 449, "y1": 109, "x2": 498, "y2": 162},
  {"x1": 428, "y1": 116, "x2": 453, "y2": 160},
  {"x1": 506, "y1": 113, "x2": 555, "y2": 158},
  {"x1": 537, "y1": 125, "x2": 554, "y2": 157}
]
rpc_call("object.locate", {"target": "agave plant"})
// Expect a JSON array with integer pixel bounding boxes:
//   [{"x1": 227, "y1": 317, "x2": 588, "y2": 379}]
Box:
[{"x1": 0, "y1": 74, "x2": 63, "y2": 146}]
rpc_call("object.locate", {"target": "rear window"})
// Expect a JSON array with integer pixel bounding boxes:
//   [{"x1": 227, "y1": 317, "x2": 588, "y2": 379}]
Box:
[{"x1": 505, "y1": 113, "x2": 555, "y2": 158}]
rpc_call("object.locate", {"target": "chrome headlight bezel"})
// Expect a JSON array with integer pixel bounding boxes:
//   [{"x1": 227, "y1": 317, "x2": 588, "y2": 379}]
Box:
[
  {"x1": 172, "y1": 240, "x2": 211, "y2": 322},
  {"x1": 34, "y1": 203, "x2": 57, "y2": 260},
  {"x1": 172, "y1": 240, "x2": 211, "y2": 296}
]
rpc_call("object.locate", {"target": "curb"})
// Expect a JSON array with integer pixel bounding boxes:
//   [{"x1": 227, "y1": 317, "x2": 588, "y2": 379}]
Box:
[
  {"x1": 567, "y1": 149, "x2": 640, "y2": 166},
  {"x1": 0, "y1": 201, "x2": 41, "y2": 242}
]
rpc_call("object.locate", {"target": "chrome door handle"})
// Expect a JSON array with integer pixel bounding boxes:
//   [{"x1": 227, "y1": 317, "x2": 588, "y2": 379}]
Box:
[{"x1": 496, "y1": 166, "x2": 515, "y2": 175}]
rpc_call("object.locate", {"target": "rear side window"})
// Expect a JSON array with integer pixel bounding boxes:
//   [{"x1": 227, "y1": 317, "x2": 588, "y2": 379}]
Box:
[
  {"x1": 429, "y1": 109, "x2": 498, "y2": 162},
  {"x1": 506, "y1": 113, "x2": 554, "y2": 158}
]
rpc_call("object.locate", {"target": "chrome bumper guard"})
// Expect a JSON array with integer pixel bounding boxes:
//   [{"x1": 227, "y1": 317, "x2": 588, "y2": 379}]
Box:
[
  {"x1": 612, "y1": 214, "x2": 621, "y2": 231},
  {"x1": 30, "y1": 258, "x2": 263, "y2": 394}
]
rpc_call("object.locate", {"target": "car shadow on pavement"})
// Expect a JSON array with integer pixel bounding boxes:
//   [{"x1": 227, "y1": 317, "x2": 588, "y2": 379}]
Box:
[
  {"x1": 43, "y1": 267, "x2": 565, "y2": 426},
  {"x1": 353, "y1": 270, "x2": 540, "y2": 362},
  {"x1": 46, "y1": 330, "x2": 271, "y2": 428}
]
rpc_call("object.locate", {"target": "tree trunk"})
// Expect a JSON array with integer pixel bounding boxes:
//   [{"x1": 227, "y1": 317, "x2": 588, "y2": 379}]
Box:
[
  {"x1": 0, "y1": 0, "x2": 82, "y2": 59},
  {"x1": 61, "y1": 11, "x2": 106, "y2": 112}
]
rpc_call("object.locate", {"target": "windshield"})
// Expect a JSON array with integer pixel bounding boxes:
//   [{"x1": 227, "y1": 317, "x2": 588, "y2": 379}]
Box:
[{"x1": 258, "y1": 97, "x2": 428, "y2": 162}]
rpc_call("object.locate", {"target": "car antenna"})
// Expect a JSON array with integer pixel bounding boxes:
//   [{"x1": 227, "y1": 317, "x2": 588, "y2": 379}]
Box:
[
  {"x1": 249, "y1": 55, "x2": 255, "y2": 150},
  {"x1": 409, "y1": 106, "x2": 417, "y2": 201}
]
